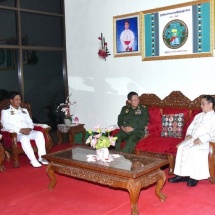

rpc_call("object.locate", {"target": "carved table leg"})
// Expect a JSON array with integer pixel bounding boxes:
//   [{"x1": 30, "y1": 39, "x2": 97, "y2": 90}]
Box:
[
  {"x1": 168, "y1": 154, "x2": 175, "y2": 176},
  {"x1": 127, "y1": 180, "x2": 141, "y2": 215},
  {"x1": 57, "y1": 130, "x2": 63, "y2": 145},
  {"x1": 81, "y1": 128, "x2": 86, "y2": 144},
  {"x1": 69, "y1": 131, "x2": 75, "y2": 146},
  {"x1": 155, "y1": 170, "x2": 167, "y2": 202},
  {"x1": 46, "y1": 163, "x2": 57, "y2": 190}
]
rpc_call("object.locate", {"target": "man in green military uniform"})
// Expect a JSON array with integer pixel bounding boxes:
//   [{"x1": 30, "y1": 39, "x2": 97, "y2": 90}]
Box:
[{"x1": 114, "y1": 91, "x2": 149, "y2": 153}]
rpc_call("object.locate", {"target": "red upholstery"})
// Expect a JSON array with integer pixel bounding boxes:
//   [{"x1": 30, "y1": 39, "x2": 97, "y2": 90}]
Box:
[
  {"x1": 0, "y1": 131, "x2": 15, "y2": 149},
  {"x1": 147, "y1": 106, "x2": 162, "y2": 136},
  {"x1": 135, "y1": 136, "x2": 179, "y2": 155},
  {"x1": 111, "y1": 129, "x2": 120, "y2": 137},
  {"x1": 112, "y1": 107, "x2": 201, "y2": 155}
]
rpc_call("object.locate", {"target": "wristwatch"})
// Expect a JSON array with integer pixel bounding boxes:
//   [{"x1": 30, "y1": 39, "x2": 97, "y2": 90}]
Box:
[{"x1": 132, "y1": 127, "x2": 135, "y2": 131}]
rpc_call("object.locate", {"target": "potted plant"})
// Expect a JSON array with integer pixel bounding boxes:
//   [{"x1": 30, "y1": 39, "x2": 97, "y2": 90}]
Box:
[{"x1": 56, "y1": 94, "x2": 76, "y2": 126}]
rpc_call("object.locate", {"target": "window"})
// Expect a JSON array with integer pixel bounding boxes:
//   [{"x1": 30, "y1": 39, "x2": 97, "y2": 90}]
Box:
[{"x1": 0, "y1": 0, "x2": 67, "y2": 129}]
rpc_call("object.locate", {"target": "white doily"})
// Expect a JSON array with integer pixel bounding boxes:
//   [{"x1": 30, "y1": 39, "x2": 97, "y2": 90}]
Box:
[{"x1": 86, "y1": 154, "x2": 121, "y2": 163}]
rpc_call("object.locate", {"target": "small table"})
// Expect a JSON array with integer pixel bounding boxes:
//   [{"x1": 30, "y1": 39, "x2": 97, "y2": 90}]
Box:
[
  {"x1": 57, "y1": 123, "x2": 86, "y2": 146},
  {"x1": 43, "y1": 146, "x2": 168, "y2": 215}
]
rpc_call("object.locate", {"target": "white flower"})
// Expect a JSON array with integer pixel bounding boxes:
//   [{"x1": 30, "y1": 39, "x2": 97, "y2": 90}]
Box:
[
  {"x1": 85, "y1": 125, "x2": 117, "y2": 149},
  {"x1": 56, "y1": 94, "x2": 76, "y2": 117}
]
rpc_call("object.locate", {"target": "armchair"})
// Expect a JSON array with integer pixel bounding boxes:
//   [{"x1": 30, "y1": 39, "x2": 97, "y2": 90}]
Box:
[{"x1": 0, "y1": 99, "x2": 53, "y2": 168}]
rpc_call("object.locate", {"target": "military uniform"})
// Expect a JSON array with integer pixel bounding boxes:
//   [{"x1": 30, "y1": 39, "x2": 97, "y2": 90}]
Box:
[
  {"x1": 1, "y1": 105, "x2": 46, "y2": 167},
  {"x1": 115, "y1": 105, "x2": 149, "y2": 153}
]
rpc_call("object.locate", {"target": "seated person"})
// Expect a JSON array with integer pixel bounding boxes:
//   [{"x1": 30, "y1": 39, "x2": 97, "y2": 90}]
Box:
[
  {"x1": 1, "y1": 91, "x2": 48, "y2": 168},
  {"x1": 168, "y1": 95, "x2": 215, "y2": 186},
  {"x1": 114, "y1": 91, "x2": 149, "y2": 153}
]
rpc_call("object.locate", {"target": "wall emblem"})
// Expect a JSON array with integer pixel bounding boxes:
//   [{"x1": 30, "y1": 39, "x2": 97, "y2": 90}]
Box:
[{"x1": 162, "y1": 19, "x2": 188, "y2": 49}]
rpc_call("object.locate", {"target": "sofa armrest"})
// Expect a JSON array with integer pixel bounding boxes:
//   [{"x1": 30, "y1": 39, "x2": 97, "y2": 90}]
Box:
[
  {"x1": 111, "y1": 129, "x2": 120, "y2": 136},
  {"x1": 209, "y1": 141, "x2": 215, "y2": 184},
  {"x1": 1, "y1": 129, "x2": 17, "y2": 138},
  {"x1": 33, "y1": 123, "x2": 50, "y2": 129},
  {"x1": 33, "y1": 124, "x2": 52, "y2": 152},
  {"x1": 1, "y1": 128, "x2": 16, "y2": 133},
  {"x1": 33, "y1": 126, "x2": 51, "y2": 133},
  {"x1": 0, "y1": 129, "x2": 18, "y2": 149}
]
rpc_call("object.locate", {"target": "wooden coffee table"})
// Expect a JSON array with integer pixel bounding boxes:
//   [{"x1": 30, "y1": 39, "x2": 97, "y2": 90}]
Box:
[{"x1": 43, "y1": 146, "x2": 168, "y2": 215}]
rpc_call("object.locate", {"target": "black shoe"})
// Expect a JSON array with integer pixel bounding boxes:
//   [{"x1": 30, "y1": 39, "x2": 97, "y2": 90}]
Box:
[
  {"x1": 168, "y1": 175, "x2": 189, "y2": 183},
  {"x1": 187, "y1": 178, "x2": 198, "y2": 187}
]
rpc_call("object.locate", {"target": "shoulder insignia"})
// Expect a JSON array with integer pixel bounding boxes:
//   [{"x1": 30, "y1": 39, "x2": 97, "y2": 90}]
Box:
[{"x1": 20, "y1": 108, "x2": 27, "y2": 114}]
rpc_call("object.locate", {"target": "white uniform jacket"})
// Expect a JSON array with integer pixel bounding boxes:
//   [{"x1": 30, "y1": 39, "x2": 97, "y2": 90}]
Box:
[{"x1": 1, "y1": 105, "x2": 34, "y2": 134}]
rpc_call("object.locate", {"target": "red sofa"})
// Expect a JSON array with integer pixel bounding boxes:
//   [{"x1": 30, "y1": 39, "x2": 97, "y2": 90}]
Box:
[{"x1": 113, "y1": 91, "x2": 215, "y2": 184}]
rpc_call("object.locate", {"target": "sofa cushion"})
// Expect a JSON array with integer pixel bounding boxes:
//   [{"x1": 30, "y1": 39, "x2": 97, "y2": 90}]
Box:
[
  {"x1": 161, "y1": 113, "x2": 184, "y2": 138},
  {"x1": 135, "y1": 135, "x2": 180, "y2": 155},
  {"x1": 162, "y1": 107, "x2": 191, "y2": 137},
  {"x1": 147, "y1": 106, "x2": 162, "y2": 136}
]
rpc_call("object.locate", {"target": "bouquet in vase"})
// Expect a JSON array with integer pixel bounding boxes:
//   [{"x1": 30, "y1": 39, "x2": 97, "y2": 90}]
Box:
[
  {"x1": 86, "y1": 125, "x2": 117, "y2": 150},
  {"x1": 56, "y1": 94, "x2": 76, "y2": 121}
]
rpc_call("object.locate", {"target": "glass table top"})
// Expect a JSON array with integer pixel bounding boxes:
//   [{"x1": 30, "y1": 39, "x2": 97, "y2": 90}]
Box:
[{"x1": 45, "y1": 146, "x2": 168, "y2": 176}]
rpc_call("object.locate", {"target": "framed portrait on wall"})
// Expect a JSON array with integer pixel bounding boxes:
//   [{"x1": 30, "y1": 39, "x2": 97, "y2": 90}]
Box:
[
  {"x1": 113, "y1": 12, "x2": 141, "y2": 57},
  {"x1": 141, "y1": 0, "x2": 214, "y2": 61}
]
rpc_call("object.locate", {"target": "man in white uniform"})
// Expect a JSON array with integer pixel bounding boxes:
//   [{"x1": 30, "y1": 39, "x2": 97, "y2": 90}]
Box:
[
  {"x1": 168, "y1": 95, "x2": 215, "y2": 186},
  {"x1": 120, "y1": 20, "x2": 135, "y2": 52},
  {"x1": 1, "y1": 91, "x2": 48, "y2": 168}
]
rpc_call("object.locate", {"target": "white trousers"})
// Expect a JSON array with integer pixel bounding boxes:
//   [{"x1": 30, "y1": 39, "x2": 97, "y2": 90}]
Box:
[
  {"x1": 17, "y1": 130, "x2": 46, "y2": 162},
  {"x1": 174, "y1": 139, "x2": 210, "y2": 180}
]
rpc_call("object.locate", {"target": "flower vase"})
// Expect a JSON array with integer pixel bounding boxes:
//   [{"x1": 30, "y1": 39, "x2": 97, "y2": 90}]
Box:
[
  {"x1": 64, "y1": 118, "x2": 72, "y2": 126},
  {"x1": 96, "y1": 147, "x2": 109, "y2": 160}
]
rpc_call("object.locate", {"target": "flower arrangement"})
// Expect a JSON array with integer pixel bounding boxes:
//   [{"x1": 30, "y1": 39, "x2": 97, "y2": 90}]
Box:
[
  {"x1": 56, "y1": 94, "x2": 76, "y2": 119},
  {"x1": 98, "y1": 33, "x2": 110, "y2": 61},
  {"x1": 86, "y1": 125, "x2": 117, "y2": 150}
]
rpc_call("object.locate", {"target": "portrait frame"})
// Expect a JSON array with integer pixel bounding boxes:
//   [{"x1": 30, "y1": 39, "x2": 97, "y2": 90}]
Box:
[
  {"x1": 113, "y1": 12, "x2": 141, "y2": 57},
  {"x1": 141, "y1": 0, "x2": 214, "y2": 61}
]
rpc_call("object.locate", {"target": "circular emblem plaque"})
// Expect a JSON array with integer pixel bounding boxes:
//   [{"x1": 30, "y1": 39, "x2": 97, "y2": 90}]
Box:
[{"x1": 163, "y1": 19, "x2": 188, "y2": 49}]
